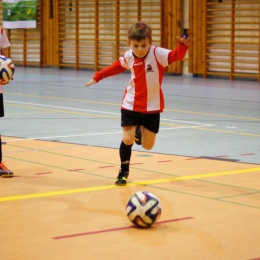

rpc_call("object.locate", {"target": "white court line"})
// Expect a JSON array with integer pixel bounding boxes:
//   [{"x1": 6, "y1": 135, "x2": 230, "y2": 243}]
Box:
[
  {"x1": 225, "y1": 126, "x2": 236, "y2": 129},
  {"x1": 7, "y1": 100, "x2": 212, "y2": 125},
  {"x1": 161, "y1": 118, "x2": 213, "y2": 126},
  {"x1": 4, "y1": 125, "x2": 215, "y2": 143},
  {"x1": 5, "y1": 101, "x2": 120, "y2": 115},
  {"x1": 159, "y1": 125, "x2": 214, "y2": 131},
  {"x1": 4, "y1": 132, "x2": 115, "y2": 142},
  {"x1": 4, "y1": 100, "x2": 214, "y2": 143}
]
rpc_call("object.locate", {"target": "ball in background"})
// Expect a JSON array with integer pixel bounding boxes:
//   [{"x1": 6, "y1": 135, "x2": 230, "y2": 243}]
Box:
[
  {"x1": 0, "y1": 55, "x2": 15, "y2": 83},
  {"x1": 126, "y1": 191, "x2": 162, "y2": 228}
]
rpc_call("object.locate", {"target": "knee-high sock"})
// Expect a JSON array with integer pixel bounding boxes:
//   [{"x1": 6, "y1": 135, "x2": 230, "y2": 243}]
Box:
[{"x1": 120, "y1": 141, "x2": 133, "y2": 171}]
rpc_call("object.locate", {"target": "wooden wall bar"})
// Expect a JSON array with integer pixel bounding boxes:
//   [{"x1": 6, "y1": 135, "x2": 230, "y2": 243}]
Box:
[
  {"x1": 0, "y1": 0, "x2": 259, "y2": 81},
  {"x1": 55, "y1": 0, "x2": 162, "y2": 71},
  {"x1": 188, "y1": 0, "x2": 205, "y2": 76},
  {"x1": 189, "y1": 0, "x2": 260, "y2": 81},
  {"x1": 161, "y1": 0, "x2": 184, "y2": 73}
]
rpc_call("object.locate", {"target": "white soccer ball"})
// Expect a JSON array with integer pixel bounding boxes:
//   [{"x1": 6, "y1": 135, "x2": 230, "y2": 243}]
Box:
[
  {"x1": 0, "y1": 55, "x2": 15, "y2": 83},
  {"x1": 126, "y1": 191, "x2": 162, "y2": 228}
]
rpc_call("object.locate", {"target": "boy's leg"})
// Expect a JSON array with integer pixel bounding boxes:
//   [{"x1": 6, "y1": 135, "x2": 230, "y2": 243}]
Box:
[
  {"x1": 115, "y1": 141, "x2": 132, "y2": 185},
  {"x1": 115, "y1": 126, "x2": 135, "y2": 186},
  {"x1": 0, "y1": 94, "x2": 14, "y2": 178},
  {"x1": 135, "y1": 125, "x2": 157, "y2": 149},
  {"x1": 141, "y1": 127, "x2": 156, "y2": 150},
  {"x1": 138, "y1": 112, "x2": 160, "y2": 150},
  {"x1": 0, "y1": 135, "x2": 13, "y2": 178},
  {"x1": 135, "y1": 125, "x2": 142, "y2": 145},
  {"x1": 0, "y1": 135, "x2": 2, "y2": 163}
]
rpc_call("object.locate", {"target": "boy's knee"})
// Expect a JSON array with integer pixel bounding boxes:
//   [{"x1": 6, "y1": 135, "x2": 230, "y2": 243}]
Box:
[
  {"x1": 142, "y1": 143, "x2": 154, "y2": 150},
  {"x1": 122, "y1": 137, "x2": 135, "y2": 146}
]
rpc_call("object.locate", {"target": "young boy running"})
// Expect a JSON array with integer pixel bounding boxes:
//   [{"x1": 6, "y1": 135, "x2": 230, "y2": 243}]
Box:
[{"x1": 86, "y1": 21, "x2": 189, "y2": 186}]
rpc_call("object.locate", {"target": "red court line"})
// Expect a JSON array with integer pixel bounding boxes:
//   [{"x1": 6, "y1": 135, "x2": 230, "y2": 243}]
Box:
[
  {"x1": 36, "y1": 172, "x2": 53, "y2": 175},
  {"x1": 53, "y1": 216, "x2": 193, "y2": 240},
  {"x1": 241, "y1": 153, "x2": 255, "y2": 156},
  {"x1": 157, "y1": 160, "x2": 172, "y2": 163},
  {"x1": 215, "y1": 155, "x2": 228, "y2": 158}
]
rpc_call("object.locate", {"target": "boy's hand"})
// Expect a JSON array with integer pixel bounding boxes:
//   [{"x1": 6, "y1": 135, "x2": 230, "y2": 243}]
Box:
[
  {"x1": 176, "y1": 36, "x2": 189, "y2": 47},
  {"x1": 0, "y1": 79, "x2": 9, "y2": 85},
  {"x1": 85, "y1": 79, "x2": 96, "y2": 87}
]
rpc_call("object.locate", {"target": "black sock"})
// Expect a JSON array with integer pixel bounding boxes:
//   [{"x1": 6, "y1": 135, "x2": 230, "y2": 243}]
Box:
[{"x1": 120, "y1": 141, "x2": 133, "y2": 172}]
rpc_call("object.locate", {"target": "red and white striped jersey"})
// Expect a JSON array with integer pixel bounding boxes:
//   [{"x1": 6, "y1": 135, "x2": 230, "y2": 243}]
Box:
[
  {"x1": 93, "y1": 43, "x2": 188, "y2": 113},
  {"x1": 119, "y1": 46, "x2": 170, "y2": 112}
]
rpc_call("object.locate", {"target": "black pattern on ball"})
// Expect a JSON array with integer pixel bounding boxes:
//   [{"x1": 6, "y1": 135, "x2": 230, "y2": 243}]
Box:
[
  {"x1": 0, "y1": 55, "x2": 15, "y2": 82},
  {"x1": 126, "y1": 191, "x2": 162, "y2": 228}
]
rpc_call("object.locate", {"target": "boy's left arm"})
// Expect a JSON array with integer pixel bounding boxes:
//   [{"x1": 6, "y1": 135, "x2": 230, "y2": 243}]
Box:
[{"x1": 168, "y1": 36, "x2": 189, "y2": 65}]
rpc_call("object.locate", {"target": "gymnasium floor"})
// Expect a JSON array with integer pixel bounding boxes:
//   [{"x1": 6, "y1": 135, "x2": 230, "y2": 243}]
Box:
[{"x1": 1, "y1": 66, "x2": 260, "y2": 260}]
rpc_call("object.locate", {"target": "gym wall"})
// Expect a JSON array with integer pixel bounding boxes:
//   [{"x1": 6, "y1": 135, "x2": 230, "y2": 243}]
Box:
[{"x1": 0, "y1": 0, "x2": 259, "y2": 81}]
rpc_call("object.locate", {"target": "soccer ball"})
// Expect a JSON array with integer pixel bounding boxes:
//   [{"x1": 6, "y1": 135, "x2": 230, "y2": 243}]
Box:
[
  {"x1": 0, "y1": 55, "x2": 15, "y2": 83},
  {"x1": 126, "y1": 191, "x2": 162, "y2": 228}
]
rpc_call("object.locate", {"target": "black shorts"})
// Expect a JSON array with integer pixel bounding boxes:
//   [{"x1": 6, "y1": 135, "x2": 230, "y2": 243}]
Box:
[
  {"x1": 0, "y1": 93, "x2": 4, "y2": 118},
  {"x1": 121, "y1": 109, "x2": 160, "y2": 133}
]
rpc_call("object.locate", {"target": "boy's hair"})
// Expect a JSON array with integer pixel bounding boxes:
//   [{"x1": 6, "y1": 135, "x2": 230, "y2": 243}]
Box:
[{"x1": 128, "y1": 22, "x2": 152, "y2": 42}]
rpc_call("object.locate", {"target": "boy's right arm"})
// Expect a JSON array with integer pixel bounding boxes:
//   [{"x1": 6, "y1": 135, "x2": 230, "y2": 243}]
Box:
[
  {"x1": 85, "y1": 60, "x2": 126, "y2": 87},
  {"x1": 1, "y1": 47, "x2": 9, "y2": 57}
]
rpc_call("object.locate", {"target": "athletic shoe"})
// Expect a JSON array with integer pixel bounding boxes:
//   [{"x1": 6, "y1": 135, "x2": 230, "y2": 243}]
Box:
[
  {"x1": 135, "y1": 125, "x2": 142, "y2": 145},
  {"x1": 115, "y1": 170, "x2": 129, "y2": 186},
  {"x1": 0, "y1": 162, "x2": 14, "y2": 178}
]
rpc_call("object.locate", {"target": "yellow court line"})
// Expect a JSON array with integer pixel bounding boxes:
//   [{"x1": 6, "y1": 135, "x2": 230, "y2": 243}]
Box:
[
  {"x1": 196, "y1": 127, "x2": 237, "y2": 134},
  {"x1": 6, "y1": 92, "x2": 260, "y2": 121},
  {"x1": 7, "y1": 104, "x2": 118, "y2": 119},
  {"x1": 160, "y1": 125, "x2": 260, "y2": 138},
  {"x1": 7, "y1": 111, "x2": 56, "y2": 116},
  {"x1": 239, "y1": 132, "x2": 260, "y2": 137},
  {"x1": 0, "y1": 167, "x2": 259, "y2": 202},
  {"x1": 185, "y1": 127, "x2": 260, "y2": 137},
  {"x1": 166, "y1": 109, "x2": 260, "y2": 121},
  {"x1": 7, "y1": 93, "x2": 118, "y2": 106}
]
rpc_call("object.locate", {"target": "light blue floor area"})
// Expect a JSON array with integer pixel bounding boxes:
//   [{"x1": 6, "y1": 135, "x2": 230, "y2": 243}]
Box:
[{"x1": 1, "y1": 66, "x2": 260, "y2": 164}]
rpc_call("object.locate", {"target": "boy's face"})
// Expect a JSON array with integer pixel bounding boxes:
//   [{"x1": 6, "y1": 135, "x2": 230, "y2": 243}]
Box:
[{"x1": 128, "y1": 38, "x2": 152, "y2": 58}]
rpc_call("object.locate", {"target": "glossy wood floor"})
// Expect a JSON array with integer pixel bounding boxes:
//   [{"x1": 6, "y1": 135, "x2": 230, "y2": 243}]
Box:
[{"x1": 0, "y1": 67, "x2": 260, "y2": 260}]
